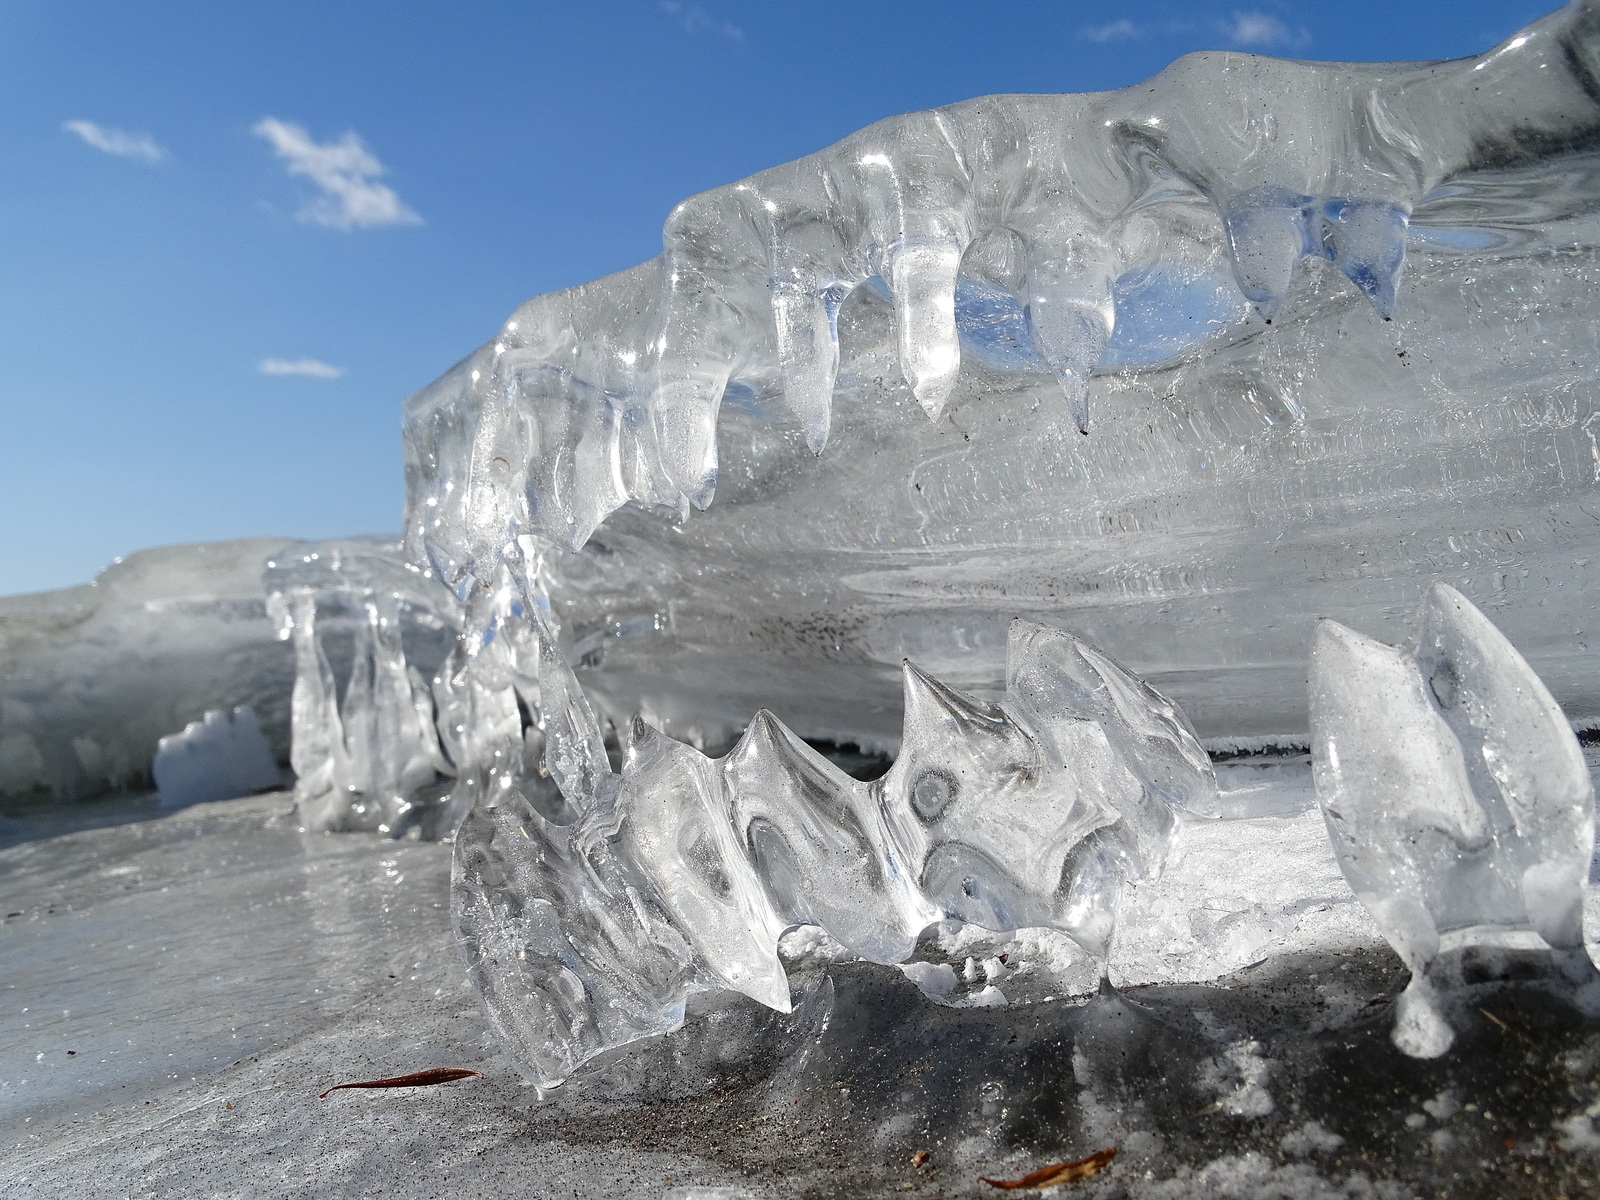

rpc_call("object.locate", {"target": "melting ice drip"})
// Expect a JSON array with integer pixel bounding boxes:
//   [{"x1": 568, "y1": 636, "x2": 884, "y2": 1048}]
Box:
[
  {"x1": 453, "y1": 616, "x2": 1215, "y2": 1090},
  {"x1": 1311, "y1": 583, "x2": 1599, "y2": 1058}
]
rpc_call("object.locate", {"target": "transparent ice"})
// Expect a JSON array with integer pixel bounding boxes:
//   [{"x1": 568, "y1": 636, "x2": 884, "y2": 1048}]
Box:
[
  {"x1": 397, "y1": 3, "x2": 1600, "y2": 1081},
  {"x1": 1311, "y1": 583, "x2": 1598, "y2": 1057},
  {"x1": 404, "y1": 2, "x2": 1600, "y2": 757},
  {"x1": 454, "y1": 616, "x2": 1215, "y2": 1089}
]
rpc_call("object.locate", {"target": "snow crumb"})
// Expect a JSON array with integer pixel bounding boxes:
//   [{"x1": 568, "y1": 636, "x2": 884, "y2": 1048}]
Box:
[{"x1": 1280, "y1": 1120, "x2": 1344, "y2": 1156}]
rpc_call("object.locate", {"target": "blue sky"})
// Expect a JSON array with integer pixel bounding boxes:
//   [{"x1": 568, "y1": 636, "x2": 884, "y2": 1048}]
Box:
[{"x1": 0, "y1": 0, "x2": 1549, "y2": 594}]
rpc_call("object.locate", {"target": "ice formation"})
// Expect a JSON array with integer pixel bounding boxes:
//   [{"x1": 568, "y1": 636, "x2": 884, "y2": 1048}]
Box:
[
  {"x1": 454, "y1": 616, "x2": 1216, "y2": 1089},
  {"x1": 1310, "y1": 583, "x2": 1598, "y2": 1058},
  {"x1": 151, "y1": 705, "x2": 282, "y2": 808},
  {"x1": 403, "y1": 1, "x2": 1600, "y2": 757},
  {"x1": 29, "y1": 0, "x2": 1585, "y2": 1097},
  {"x1": 262, "y1": 538, "x2": 459, "y2": 836},
  {"x1": 373, "y1": 3, "x2": 1600, "y2": 1082}
]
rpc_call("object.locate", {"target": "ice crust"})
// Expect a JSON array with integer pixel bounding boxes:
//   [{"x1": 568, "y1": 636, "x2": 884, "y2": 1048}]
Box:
[
  {"x1": 454, "y1": 617, "x2": 1216, "y2": 1089},
  {"x1": 1311, "y1": 583, "x2": 1599, "y2": 1057},
  {"x1": 152, "y1": 705, "x2": 281, "y2": 809}
]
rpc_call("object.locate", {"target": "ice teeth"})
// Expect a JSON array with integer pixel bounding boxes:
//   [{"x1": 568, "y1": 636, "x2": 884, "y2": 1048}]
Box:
[
  {"x1": 1221, "y1": 189, "x2": 1315, "y2": 314},
  {"x1": 1412, "y1": 582, "x2": 1594, "y2": 950},
  {"x1": 1023, "y1": 262, "x2": 1115, "y2": 435},
  {"x1": 884, "y1": 240, "x2": 965, "y2": 419},
  {"x1": 452, "y1": 622, "x2": 1206, "y2": 1087},
  {"x1": 620, "y1": 718, "x2": 793, "y2": 1012},
  {"x1": 1005, "y1": 619, "x2": 1215, "y2": 843},
  {"x1": 536, "y1": 626, "x2": 614, "y2": 815},
  {"x1": 1310, "y1": 584, "x2": 1598, "y2": 1058},
  {"x1": 888, "y1": 658, "x2": 1121, "y2": 933},
  {"x1": 1319, "y1": 198, "x2": 1410, "y2": 318},
  {"x1": 723, "y1": 710, "x2": 920, "y2": 964}
]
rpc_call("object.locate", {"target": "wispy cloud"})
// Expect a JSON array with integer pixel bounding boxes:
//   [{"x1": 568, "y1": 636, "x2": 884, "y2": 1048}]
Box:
[
  {"x1": 1080, "y1": 18, "x2": 1145, "y2": 43},
  {"x1": 659, "y1": 1, "x2": 745, "y2": 42},
  {"x1": 63, "y1": 120, "x2": 165, "y2": 163},
  {"x1": 259, "y1": 357, "x2": 345, "y2": 379},
  {"x1": 252, "y1": 118, "x2": 421, "y2": 231},
  {"x1": 1222, "y1": 11, "x2": 1310, "y2": 48}
]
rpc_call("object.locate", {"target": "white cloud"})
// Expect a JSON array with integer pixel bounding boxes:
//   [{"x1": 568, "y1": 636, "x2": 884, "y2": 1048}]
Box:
[
  {"x1": 1081, "y1": 19, "x2": 1144, "y2": 43},
  {"x1": 1223, "y1": 11, "x2": 1310, "y2": 48},
  {"x1": 252, "y1": 118, "x2": 421, "y2": 231},
  {"x1": 259, "y1": 357, "x2": 345, "y2": 379},
  {"x1": 659, "y1": 1, "x2": 745, "y2": 42},
  {"x1": 63, "y1": 120, "x2": 165, "y2": 163}
]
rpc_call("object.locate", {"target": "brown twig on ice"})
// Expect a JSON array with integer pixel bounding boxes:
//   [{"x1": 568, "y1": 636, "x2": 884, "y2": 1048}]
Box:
[
  {"x1": 981, "y1": 1148, "x2": 1117, "y2": 1189},
  {"x1": 319, "y1": 1068, "x2": 483, "y2": 1099}
]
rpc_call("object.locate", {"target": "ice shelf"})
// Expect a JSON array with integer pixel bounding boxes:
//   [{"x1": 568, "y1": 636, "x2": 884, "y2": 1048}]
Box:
[{"x1": 0, "y1": 538, "x2": 295, "y2": 802}]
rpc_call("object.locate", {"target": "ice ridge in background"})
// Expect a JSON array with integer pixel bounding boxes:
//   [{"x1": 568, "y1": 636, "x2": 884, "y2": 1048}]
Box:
[
  {"x1": 1311, "y1": 583, "x2": 1599, "y2": 1058},
  {"x1": 0, "y1": 539, "x2": 296, "y2": 802},
  {"x1": 453, "y1": 617, "x2": 1216, "y2": 1090}
]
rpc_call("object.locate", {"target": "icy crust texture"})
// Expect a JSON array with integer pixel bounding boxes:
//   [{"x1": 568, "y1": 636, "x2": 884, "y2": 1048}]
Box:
[
  {"x1": 453, "y1": 618, "x2": 1217, "y2": 1089},
  {"x1": 152, "y1": 705, "x2": 281, "y2": 809},
  {"x1": 0, "y1": 539, "x2": 295, "y2": 801},
  {"x1": 263, "y1": 539, "x2": 461, "y2": 837},
  {"x1": 1311, "y1": 583, "x2": 1598, "y2": 1058},
  {"x1": 404, "y1": 4, "x2": 1600, "y2": 750}
]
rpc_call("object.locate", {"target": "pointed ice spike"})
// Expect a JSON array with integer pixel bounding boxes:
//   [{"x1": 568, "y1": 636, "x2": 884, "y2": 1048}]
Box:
[
  {"x1": 885, "y1": 240, "x2": 964, "y2": 419},
  {"x1": 619, "y1": 719, "x2": 792, "y2": 1012},
  {"x1": 1413, "y1": 582, "x2": 1594, "y2": 951},
  {"x1": 900, "y1": 657, "x2": 1006, "y2": 735},
  {"x1": 1221, "y1": 190, "x2": 1315, "y2": 314},
  {"x1": 650, "y1": 376, "x2": 722, "y2": 510},
  {"x1": 1006, "y1": 618, "x2": 1216, "y2": 836},
  {"x1": 536, "y1": 626, "x2": 614, "y2": 813},
  {"x1": 1320, "y1": 199, "x2": 1409, "y2": 319},
  {"x1": 723, "y1": 710, "x2": 918, "y2": 964},
  {"x1": 654, "y1": 191, "x2": 760, "y2": 509},
  {"x1": 769, "y1": 281, "x2": 840, "y2": 454}
]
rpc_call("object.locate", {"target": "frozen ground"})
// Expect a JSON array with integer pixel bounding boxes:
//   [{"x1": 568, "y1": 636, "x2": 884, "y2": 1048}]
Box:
[{"x1": 5, "y1": 761, "x2": 1600, "y2": 1198}]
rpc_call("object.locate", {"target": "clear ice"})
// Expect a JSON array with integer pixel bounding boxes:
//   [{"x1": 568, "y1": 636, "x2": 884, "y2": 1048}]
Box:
[
  {"x1": 1310, "y1": 583, "x2": 1598, "y2": 1057},
  {"x1": 402, "y1": 2, "x2": 1600, "y2": 755},
  {"x1": 263, "y1": 538, "x2": 459, "y2": 836},
  {"x1": 393, "y1": 3, "x2": 1600, "y2": 1080}
]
